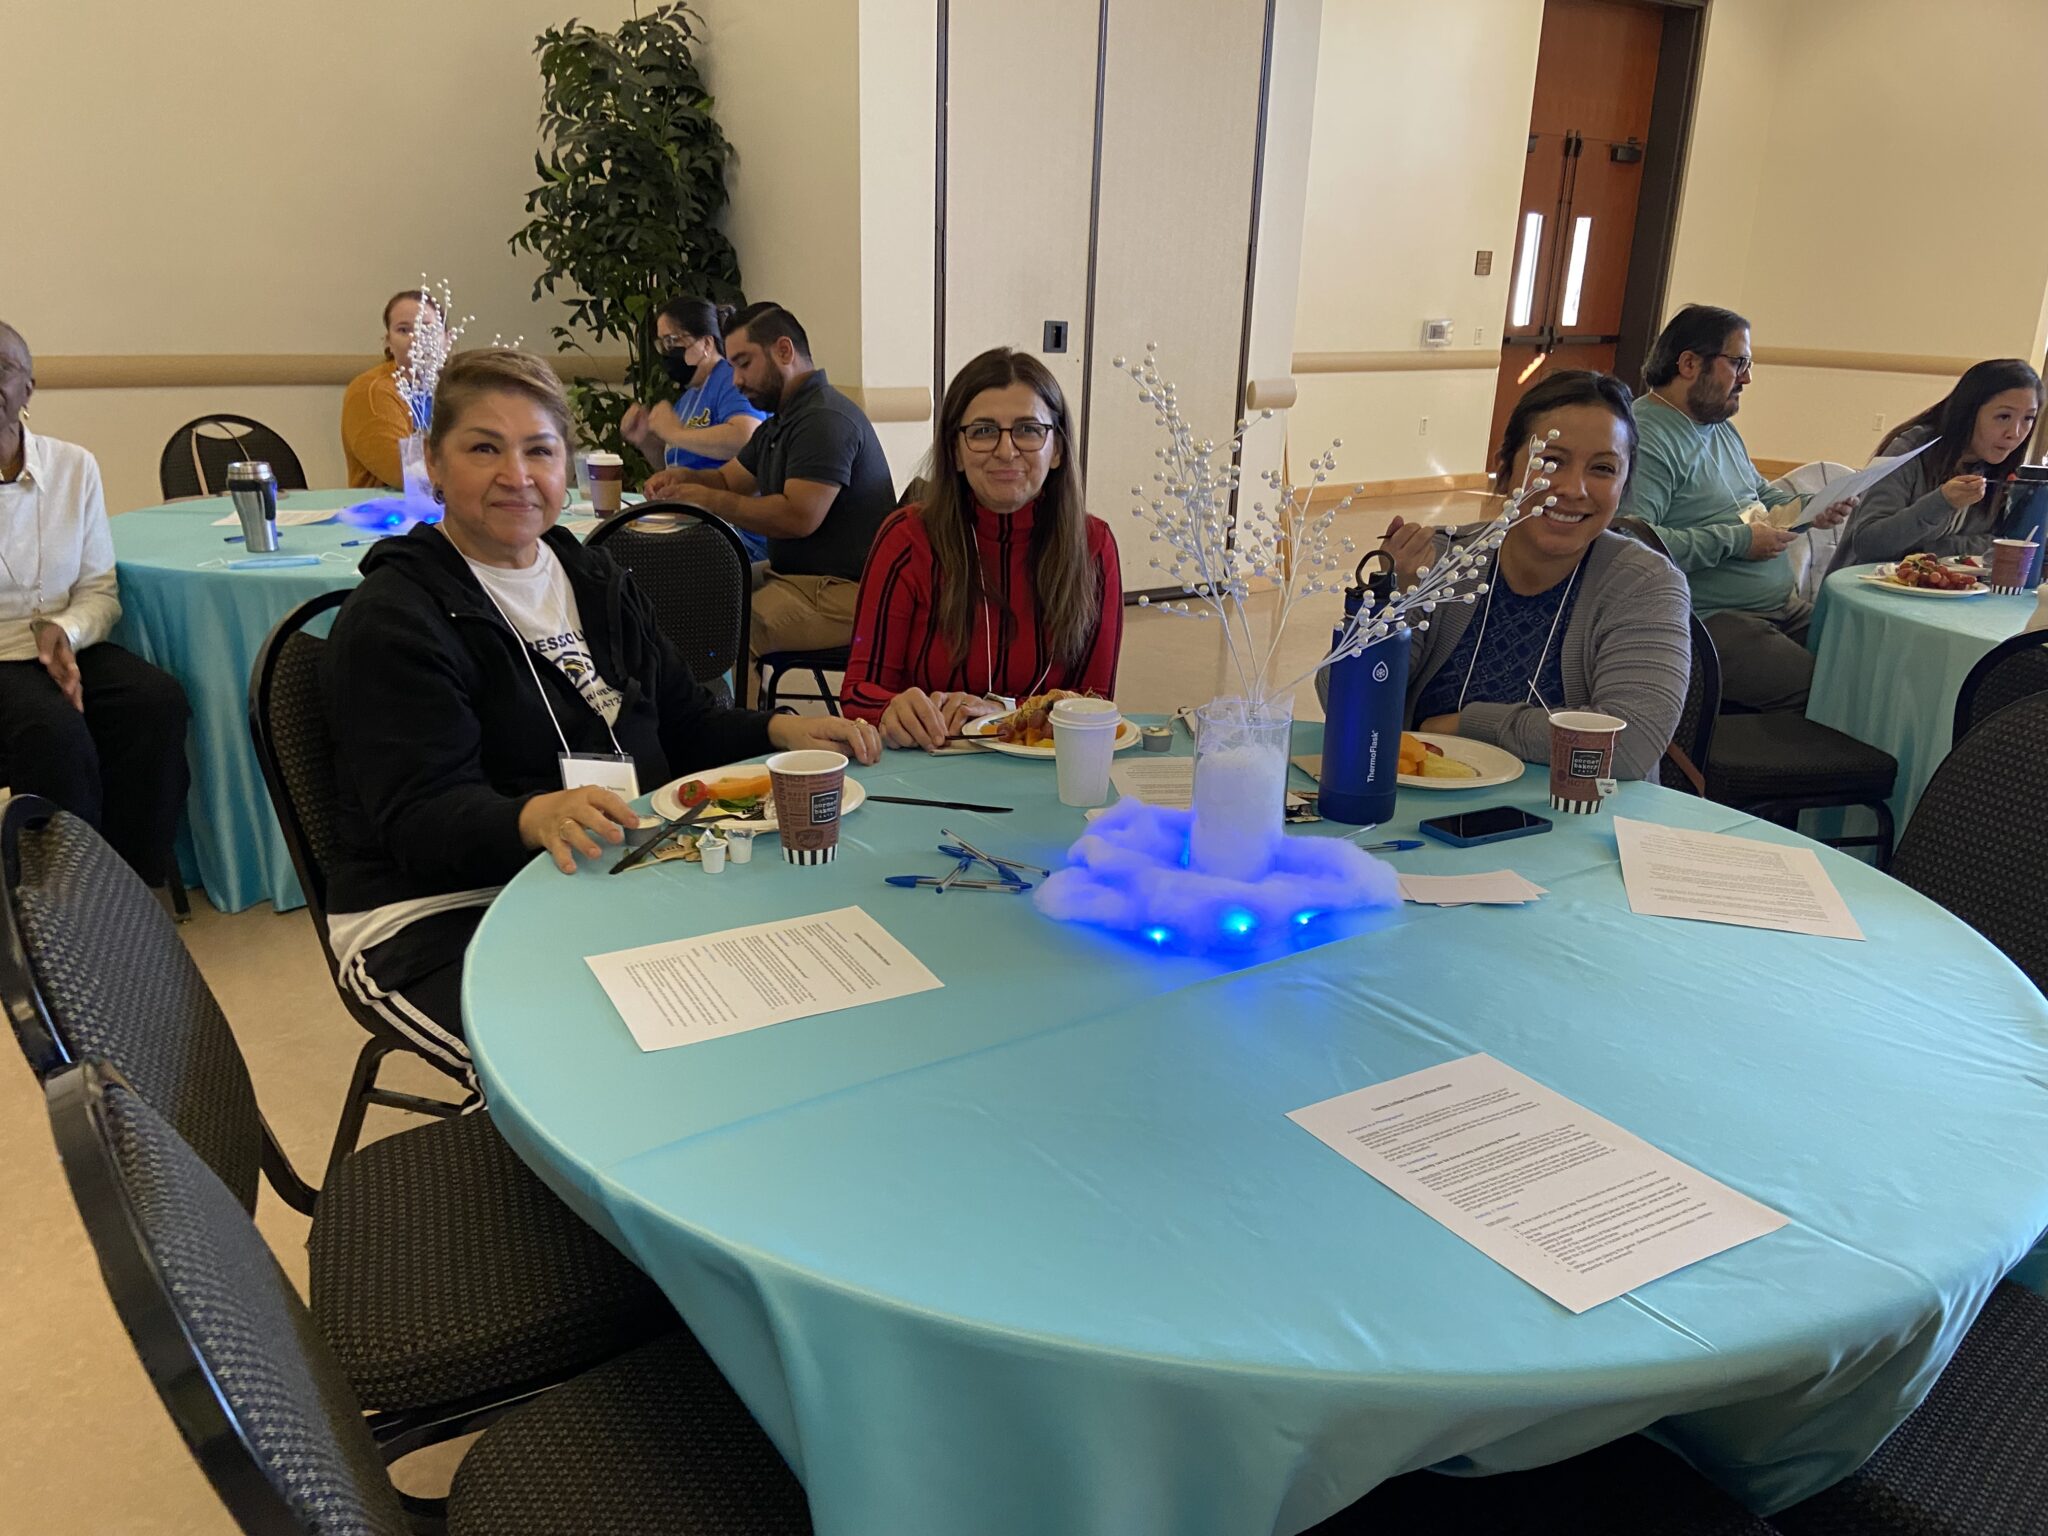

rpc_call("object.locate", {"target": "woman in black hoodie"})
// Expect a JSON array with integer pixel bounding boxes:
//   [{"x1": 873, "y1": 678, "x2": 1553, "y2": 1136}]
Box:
[{"x1": 325, "y1": 349, "x2": 880, "y2": 1081}]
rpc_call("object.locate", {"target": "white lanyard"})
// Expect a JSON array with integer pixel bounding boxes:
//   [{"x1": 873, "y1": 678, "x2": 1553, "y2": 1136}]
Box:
[
  {"x1": 472, "y1": 580, "x2": 628, "y2": 761},
  {"x1": 979, "y1": 590, "x2": 1052, "y2": 702},
  {"x1": 1456, "y1": 553, "x2": 1583, "y2": 715}
]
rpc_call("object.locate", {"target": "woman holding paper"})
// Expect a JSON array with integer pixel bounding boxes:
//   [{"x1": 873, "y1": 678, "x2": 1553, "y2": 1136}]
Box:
[
  {"x1": 1827, "y1": 359, "x2": 2042, "y2": 572},
  {"x1": 841, "y1": 347, "x2": 1123, "y2": 750},
  {"x1": 1329, "y1": 370, "x2": 1689, "y2": 782},
  {"x1": 324, "y1": 348, "x2": 879, "y2": 1080}
]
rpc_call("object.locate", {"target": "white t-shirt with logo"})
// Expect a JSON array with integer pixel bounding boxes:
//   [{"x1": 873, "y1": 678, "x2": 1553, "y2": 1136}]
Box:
[{"x1": 464, "y1": 544, "x2": 623, "y2": 724}]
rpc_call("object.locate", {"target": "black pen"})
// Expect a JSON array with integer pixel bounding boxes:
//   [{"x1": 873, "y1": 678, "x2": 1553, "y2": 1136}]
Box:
[{"x1": 864, "y1": 794, "x2": 1013, "y2": 813}]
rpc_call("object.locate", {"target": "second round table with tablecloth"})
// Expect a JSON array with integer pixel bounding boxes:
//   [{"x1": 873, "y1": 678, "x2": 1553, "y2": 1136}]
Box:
[
  {"x1": 461, "y1": 722, "x2": 2048, "y2": 1536},
  {"x1": 1806, "y1": 563, "x2": 2036, "y2": 838}
]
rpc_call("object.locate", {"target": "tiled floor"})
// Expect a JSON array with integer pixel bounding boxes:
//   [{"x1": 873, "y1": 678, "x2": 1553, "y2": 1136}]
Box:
[{"x1": 0, "y1": 491, "x2": 1476, "y2": 1530}]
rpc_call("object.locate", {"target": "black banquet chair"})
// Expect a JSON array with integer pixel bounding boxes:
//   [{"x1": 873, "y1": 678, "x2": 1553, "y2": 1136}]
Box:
[
  {"x1": 585, "y1": 501, "x2": 752, "y2": 705},
  {"x1": 1612, "y1": 516, "x2": 1899, "y2": 864},
  {"x1": 159, "y1": 414, "x2": 309, "y2": 500},
  {"x1": 1659, "y1": 611, "x2": 1721, "y2": 795},
  {"x1": 0, "y1": 797, "x2": 681, "y2": 1491},
  {"x1": 250, "y1": 588, "x2": 463, "y2": 1180},
  {"x1": 1892, "y1": 691, "x2": 2048, "y2": 992},
  {"x1": 1952, "y1": 627, "x2": 2048, "y2": 745},
  {"x1": 44, "y1": 1058, "x2": 813, "y2": 1536},
  {"x1": 1773, "y1": 1281, "x2": 2048, "y2": 1535}
]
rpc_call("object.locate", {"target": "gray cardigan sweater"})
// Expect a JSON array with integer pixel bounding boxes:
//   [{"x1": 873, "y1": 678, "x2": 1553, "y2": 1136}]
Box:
[
  {"x1": 1826, "y1": 424, "x2": 1998, "y2": 573},
  {"x1": 1318, "y1": 531, "x2": 1690, "y2": 782}
]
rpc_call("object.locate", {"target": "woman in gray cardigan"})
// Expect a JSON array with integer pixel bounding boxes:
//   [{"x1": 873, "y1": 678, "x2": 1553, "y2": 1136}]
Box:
[
  {"x1": 1324, "y1": 371, "x2": 1689, "y2": 782},
  {"x1": 1827, "y1": 358, "x2": 2040, "y2": 573}
]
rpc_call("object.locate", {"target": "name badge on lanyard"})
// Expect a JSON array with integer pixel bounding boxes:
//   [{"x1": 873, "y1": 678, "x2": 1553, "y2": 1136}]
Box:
[{"x1": 560, "y1": 752, "x2": 640, "y2": 799}]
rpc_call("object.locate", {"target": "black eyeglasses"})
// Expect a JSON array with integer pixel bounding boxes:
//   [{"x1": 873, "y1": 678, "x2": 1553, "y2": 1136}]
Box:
[
  {"x1": 1700, "y1": 351, "x2": 1753, "y2": 377},
  {"x1": 960, "y1": 419, "x2": 1053, "y2": 451},
  {"x1": 655, "y1": 335, "x2": 702, "y2": 357}
]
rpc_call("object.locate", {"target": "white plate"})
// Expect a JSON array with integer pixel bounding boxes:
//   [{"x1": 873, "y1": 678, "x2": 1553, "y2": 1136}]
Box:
[
  {"x1": 1861, "y1": 568, "x2": 1991, "y2": 598},
  {"x1": 648, "y1": 763, "x2": 867, "y2": 832},
  {"x1": 962, "y1": 713, "x2": 1143, "y2": 759},
  {"x1": 1397, "y1": 733, "x2": 1526, "y2": 790}
]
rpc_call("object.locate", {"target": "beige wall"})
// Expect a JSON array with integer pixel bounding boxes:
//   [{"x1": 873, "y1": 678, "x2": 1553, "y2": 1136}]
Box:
[
  {"x1": 1289, "y1": 0, "x2": 1542, "y2": 484},
  {"x1": 16, "y1": 0, "x2": 646, "y2": 511},
  {"x1": 1669, "y1": 0, "x2": 2048, "y2": 464}
]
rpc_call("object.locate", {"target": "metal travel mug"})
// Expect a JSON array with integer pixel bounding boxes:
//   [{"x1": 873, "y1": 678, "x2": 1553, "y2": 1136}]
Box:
[{"x1": 226, "y1": 461, "x2": 280, "y2": 553}]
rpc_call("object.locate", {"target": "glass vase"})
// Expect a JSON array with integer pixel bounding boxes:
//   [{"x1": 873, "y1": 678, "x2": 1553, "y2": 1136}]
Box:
[
  {"x1": 398, "y1": 432, "x2": 435, "y2": 514},
  {"x1": 1190, "y1": 695, "x2": 1294, "y2": 883}
]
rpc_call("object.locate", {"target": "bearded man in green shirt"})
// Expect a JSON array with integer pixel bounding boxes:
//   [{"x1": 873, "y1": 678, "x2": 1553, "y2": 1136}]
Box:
[{"x1": 1623, "y1": 305, "x2": 1853, "y2": 712}]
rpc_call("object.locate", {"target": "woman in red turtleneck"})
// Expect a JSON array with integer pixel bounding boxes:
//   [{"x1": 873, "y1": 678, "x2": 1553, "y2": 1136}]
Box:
[{"x1": 842, "y1": 347, "x2": 1122, "y2": 749}]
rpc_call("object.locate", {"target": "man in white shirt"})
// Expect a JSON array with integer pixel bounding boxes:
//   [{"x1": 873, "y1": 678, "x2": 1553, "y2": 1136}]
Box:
[{"x1": 0, "y1": 322, "x2": 190, "y2": 884}]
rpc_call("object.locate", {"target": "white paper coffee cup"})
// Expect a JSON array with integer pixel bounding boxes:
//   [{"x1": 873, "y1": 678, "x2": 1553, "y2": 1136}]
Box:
[{"x1": 1051, "y1": 698, "x2": 1122, "y2": 807}]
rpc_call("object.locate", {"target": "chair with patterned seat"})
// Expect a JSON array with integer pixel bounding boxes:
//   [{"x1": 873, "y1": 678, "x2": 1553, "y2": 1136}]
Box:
[
  {"x1": 250, "y1": 589, "x2": 463, "y2": 1183},
  {"x1": 585, "y1": 502, "x2": 752, "y2": 705},
  {"x1": 45, "y1": 1058, "x2": 813, "y2": 1536},
  {"x1": 159, "y1": 414, "x2": 309, "y2": 501},
  {"x1": 1773, "y1": 1281, "x2": 2048, "y2": 1535},
  {"x1": 1612, "y1": 516, "x2": 1898, "y2": 863},
  {"x1": 1308, "y1": 1432, "x2": 1779, "y2": 1535},
  {"x1": 1953, "y1": 628, "x2": 2048, "y2": 746},
  {"x1": 1892, "y1": 691, "x2": 2048, "y2": 992},
  {"x1": 0, "y1": 797, "x2": 680, "y2": 1478}
]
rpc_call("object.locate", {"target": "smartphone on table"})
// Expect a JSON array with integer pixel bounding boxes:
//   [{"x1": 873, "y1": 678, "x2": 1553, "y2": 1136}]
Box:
[{"x1": 1417, "y1": 805, "x2": 1553, "y2": 849}]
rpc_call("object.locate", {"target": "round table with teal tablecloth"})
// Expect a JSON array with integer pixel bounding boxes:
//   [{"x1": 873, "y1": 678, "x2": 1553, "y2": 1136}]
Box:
[
  {"x1": 462, "y1": 721, "x2": 2048, "y2": 1536},
  {"x1": 112, "y1": 491, "x2": 606, "y2": 912},
  {"x1": 111, "y1": 490, "x2": 373, "y2": 911},
  {"x1": 1807, "y1": 563, "x2": 2034, "y2": 838}
]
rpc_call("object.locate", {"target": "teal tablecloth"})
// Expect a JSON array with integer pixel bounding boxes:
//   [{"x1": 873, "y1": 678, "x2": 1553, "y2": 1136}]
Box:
[
  {"x1": 1807, "y1": 564, "x2": 2033, "y2": 837},
  {"x1": 111, "y1": 491, "x2": 373, "y2": 912},
  {"x1": 463, "y1": 726, "x2": 2048, "y2": 1536}
]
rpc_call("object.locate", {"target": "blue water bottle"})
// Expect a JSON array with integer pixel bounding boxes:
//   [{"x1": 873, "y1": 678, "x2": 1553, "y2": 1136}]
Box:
[{"x1": 1319, "y1": 551, "x2": 1411, "y2": 826}]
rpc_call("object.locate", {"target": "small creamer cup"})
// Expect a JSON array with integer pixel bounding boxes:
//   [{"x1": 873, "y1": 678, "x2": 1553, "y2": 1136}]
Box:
[
  {"x1": 1990, "y1": 538, "x2": 2042, "y2": 594},
  {"x1": 766, "y1": 750, "x2": 848, "y2": 864},
  {"x1": 726, "y1": 828, "x2": 754, "y2": 864},
  {"x1": 1548, "y1": 711, "x2": 1625, "y2": 814},
  {"x1": 1050, "y1": 698, "x2": 1122, "y2": 807},
  {"x1": 585, "y1": 451, "x2": 625, "y2": 514},
  {"x1": 699, "y1": 834, "x2": 727, "y2": 874}
]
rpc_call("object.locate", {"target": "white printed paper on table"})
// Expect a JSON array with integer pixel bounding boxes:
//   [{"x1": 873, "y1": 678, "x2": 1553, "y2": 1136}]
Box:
[
  {"x1": 586, "y1": 906, "x2": 942, "y2": 1051},
  {"x1": 210, "y1": 507, "x2": 344, "y2": 528},
  {"x1": 1109, "y1": 758, "x2": 1195, "y2": 809},
  {"x1": 1613, "y1": 817, "x2": 1863, "y2": 941},
  {"x1": 1290, "y1": 1054, "x2": 1786, "y2": 1313}
]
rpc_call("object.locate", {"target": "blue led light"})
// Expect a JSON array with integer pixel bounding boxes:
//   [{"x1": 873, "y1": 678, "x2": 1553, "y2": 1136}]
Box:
[
  {"x1": 1220, "y1": 908, "x2": 1257, "y2": 938},
  {"x1": 1145, "y1": 925, "x2": 1173, "y2": 945},
  {"x1": 1293, "y1": 909, "x2": 1320, "y2": 926}
]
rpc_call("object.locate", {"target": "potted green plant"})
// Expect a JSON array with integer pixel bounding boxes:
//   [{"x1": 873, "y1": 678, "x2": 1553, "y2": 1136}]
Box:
[{"x1": 511, "y1": 2, "x2": 744, "y2": 479}]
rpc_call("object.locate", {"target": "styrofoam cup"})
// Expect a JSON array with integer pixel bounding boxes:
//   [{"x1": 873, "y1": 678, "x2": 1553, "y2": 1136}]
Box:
[{"x1": 1051, "y1": 698, "x2": 1122, "y2": 807}]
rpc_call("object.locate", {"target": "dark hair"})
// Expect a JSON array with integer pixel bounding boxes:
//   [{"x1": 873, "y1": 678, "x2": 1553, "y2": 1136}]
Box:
[
  {"x1": 1877, "y1": 358, "x2": 2043, "y2": 484},
  {"x1": 656, "y1": 296, "x2": 737, "y2": 345},
  {"x1": 1492, "y1": 370, "x2": 1638, "y2": 493},
  {"x1": 380, "y1": 288, "x2": 437, "y2": 360},
  {"x1": 425, "y1": 349, "x2": 572, "y2": 456},
  {"x1": 1643, "y1": 304, "x2": 1750, "y2": 388},
  {"x1": 726, "y1": 301, "x2": 811, "y2": 361},
  {"x1": 919, "y1": 347, "x2": 1099, "y2": 668}
]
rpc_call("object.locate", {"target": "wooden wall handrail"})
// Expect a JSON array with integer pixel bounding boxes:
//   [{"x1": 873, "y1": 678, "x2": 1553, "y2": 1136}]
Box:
[
  {"x1": 34, "y1": 353, "x2": 636, "y2": 389},
  {"x1": 1292, "y1": 350, "x2": 1502, "y2": 375},
  {"x1": 34, "y1": 353, "x2": 936, "y2": 424},
  {"x1": 1749, "y1": 347, "x2": 1980, "y2": 378}
]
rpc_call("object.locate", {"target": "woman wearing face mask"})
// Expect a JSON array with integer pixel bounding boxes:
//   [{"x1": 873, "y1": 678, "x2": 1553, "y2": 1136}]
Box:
[
  {"x1": 340, "y1": 288, "x2": 438, "y2": 490},
  {"x1": 1325, "y1": 370, "x2": 1689, "y2": 781},
  {"x1": 325, "y1": 348, "x2": 877, "y2": 1081},
  {"x1": 621, "y1": 297, "x2": 768, "y2": 558},
  {"x1": 1826, "y1": 358, "x2": 2043, "y2": 573},
  {"x1": 841, "y1": 347, "x2": 1122, "y2": 751}
]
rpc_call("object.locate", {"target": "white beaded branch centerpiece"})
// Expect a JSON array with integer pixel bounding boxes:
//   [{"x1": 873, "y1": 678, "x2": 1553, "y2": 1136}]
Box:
[{"x1": 1032, "y1": 344, "x2": 1564, "y2": 952}]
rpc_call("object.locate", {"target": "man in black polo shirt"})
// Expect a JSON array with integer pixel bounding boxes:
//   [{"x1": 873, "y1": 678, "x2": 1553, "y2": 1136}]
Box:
[{"x1": 645, "y1": 302, "x2": 895, "y2": 699}]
